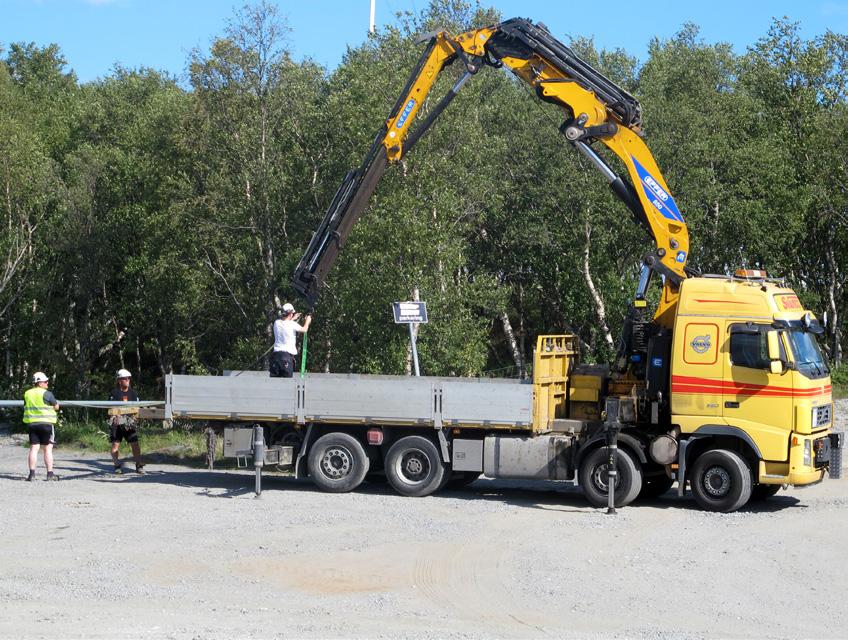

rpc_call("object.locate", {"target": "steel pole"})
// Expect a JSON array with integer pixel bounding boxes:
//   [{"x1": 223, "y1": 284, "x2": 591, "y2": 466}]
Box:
[
  {"x1": 603, "y1": 397, "x2": 621, "y2": 515},
  {"x1": 409, "y1": 323, "x2": 420, "y2": 377},
  {"x1": 606, "y1": 426, "x2": 618, "y2": 515},
  {"x1": 253, "y1": 425, "x2": 265, "y2": 497}
]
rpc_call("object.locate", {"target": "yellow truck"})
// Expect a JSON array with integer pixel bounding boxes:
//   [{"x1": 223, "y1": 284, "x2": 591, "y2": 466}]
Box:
[{"x1": 183, "y1": 17, "x2": 839, "y2": 512}]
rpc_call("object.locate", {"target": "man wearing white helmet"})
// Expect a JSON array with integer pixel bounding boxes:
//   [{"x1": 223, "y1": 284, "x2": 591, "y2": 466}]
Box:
[
  {"x1": 23, "y1": 371, "x2": 60, "y2": 481},
  {"x1": 270, "y1": 302, "x2": 312, "y2": 378},
  {"x1": 108, "y1": 368, "x2": 144, "y2": 474}
]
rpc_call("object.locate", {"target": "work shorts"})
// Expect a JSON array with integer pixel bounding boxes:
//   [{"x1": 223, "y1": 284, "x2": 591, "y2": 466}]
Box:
[
  {"x1": 109, "y1": 423, "x2": 139, "y2": 444},
  {"x1": 270, "y1": 351, "x2": 295, "y2": 378},
  {"x1": 28, "y1": 423, "x2": 55, "y2": 446}
]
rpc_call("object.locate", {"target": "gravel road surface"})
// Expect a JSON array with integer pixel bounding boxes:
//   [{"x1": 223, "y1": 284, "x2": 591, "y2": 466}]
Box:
[{"x1": 1, "y1": 401, "x2": 846, "y2": 640}]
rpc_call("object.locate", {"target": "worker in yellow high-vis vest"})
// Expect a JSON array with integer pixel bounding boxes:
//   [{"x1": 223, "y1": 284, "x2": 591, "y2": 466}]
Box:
[{"x1": 23, "y1": 372, "x2": 60, "y2": 481}]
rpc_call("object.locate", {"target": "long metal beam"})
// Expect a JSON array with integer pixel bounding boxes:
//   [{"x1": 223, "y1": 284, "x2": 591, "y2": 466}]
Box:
[{"x1": 0, "y1": 400, "x2": 164, "y2": 408}]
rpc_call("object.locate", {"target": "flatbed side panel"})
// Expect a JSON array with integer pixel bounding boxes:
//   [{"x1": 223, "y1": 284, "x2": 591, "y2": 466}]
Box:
[
  {"x1": 441, "y1": 380, "x2": 532, "y2": 428},
  {"x1": 169, "y1": 372, "x2": 533, "y2": 428},
  {"x1": 304, "y1": 375, "x2": 434, "y2": 425},
  {"x1": 169, "y1": 374, "x2": 298, "y2": 420}
]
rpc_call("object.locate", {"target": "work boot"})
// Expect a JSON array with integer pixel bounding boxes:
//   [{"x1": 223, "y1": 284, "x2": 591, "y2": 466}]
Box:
[
  {"x1": 46, "y1": 472, "x2": 58, "y2": 481},
  {"x1": 114, "y1": 462, "x2": 123, "y2": 475},
  {"x1": 26, "y1": 471, "x2": 35, "y2": 482},
  {"x1": 135, "y1": 465, "x2": 145, "y2": 475}
]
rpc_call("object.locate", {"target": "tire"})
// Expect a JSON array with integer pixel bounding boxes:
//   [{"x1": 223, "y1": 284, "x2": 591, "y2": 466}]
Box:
[
  {"x1": 578, "y1": 446, "x2": 643, "y2": 508},
  {"x1": 385, "y1": 435, "x2": 446, "y2": 497},
  {"x1": 690, "y1": 449, "x2": 752, "y2": 512},
  {"x1": 435, "y1": 466, "x2": 454, "y2": 493},
  {"x1": 307, "y1": 432, "x2": 369, "y2": 493},
  {"x1": 638, "y1": 473, "x2": 675, "y2": 500},
  {"x1": 750, "y1": 483, "x2": 781, "y2": 501}
]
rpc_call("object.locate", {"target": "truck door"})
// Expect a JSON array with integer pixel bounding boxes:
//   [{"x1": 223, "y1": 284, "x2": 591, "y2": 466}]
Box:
[
  {"x1": 671, "y1": 321, "x2": 723, "y2": 418},
  {"x1": 724, "y1": 323, "x2": 793, "y2": 434}
]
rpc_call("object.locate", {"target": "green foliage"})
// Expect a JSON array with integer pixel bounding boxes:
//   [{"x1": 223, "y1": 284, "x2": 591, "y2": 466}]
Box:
[
  {"x1": 28, "y1": 419, "x2": 208, "y2": 458},
  {"x1": 0, "y1": 1, "x2": 846, "y2": 398},
  {"x1": 830, "y1": 366, "x2": 848, "y2": 396}
]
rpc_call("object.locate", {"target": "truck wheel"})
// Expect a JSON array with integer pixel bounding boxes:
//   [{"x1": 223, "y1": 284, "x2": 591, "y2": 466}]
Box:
[
  {"x1": 308, "y1": 432, "x2": 369, "y2": 493},
  {"x1": 690, "y1": 449, "x2": 752, "y2": 512},
  {"x1": 385, "y1": 435, "x2": 445, "y2": 497},
  {"x1": 750, "y1": 484, "x2": 780, "y2": 501},
  {"x1": 638, "y1": 474, "x2": 674, "y2": 500},
  {"x1": 578, "y1": 446, "x2": 642, "y2": 508}
]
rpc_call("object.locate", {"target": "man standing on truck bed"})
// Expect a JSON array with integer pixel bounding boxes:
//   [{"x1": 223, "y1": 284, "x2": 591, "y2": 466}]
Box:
[
  {"x1": 108, "y1": 369, "x2": 144, "y2": 475},
  {"x1": 23, "y1": 371, "x2": 60, "y2": 481},
  {"x1": 270, "y1": 303, "x2": 311, "y2": 378}
]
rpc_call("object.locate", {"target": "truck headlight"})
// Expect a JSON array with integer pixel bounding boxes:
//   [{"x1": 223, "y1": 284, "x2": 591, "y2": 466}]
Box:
[{"x1": 804, "y1": 440, "x2": 812, "y2": 467}]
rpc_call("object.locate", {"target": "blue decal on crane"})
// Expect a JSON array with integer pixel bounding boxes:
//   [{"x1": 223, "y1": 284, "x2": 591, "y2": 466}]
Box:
[
  {"x1": 630, "y1": 155, "x2": 684, "y2": 223},
  {"x1": 396, "y1": 99, "x2": 416, "y2": 128},
  {"x1": 676, "y1": 250, "x2": 687, "y2": 263}
]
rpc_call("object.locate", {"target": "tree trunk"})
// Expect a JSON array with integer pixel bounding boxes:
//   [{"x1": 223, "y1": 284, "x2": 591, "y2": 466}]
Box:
[
  {"x1": 825, "y1": 240, "x2": 843, "y2": 366},
  {"x1": 582, "y1": 221, "x2": 614, "y2": 350},
  {"x1": 500, "y1": 311, "x2": 526, "y2": 378},
  {"x1": 323, "y1": 333, "x2": 332, "y2": 374}
]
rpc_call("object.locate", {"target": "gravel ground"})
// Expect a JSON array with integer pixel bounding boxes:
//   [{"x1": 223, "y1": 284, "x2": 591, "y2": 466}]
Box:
[{"x1": 1, "y1": 400, "x2": 846, "y2": 640}]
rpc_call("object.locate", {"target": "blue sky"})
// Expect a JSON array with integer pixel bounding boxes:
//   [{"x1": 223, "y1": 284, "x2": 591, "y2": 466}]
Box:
[{"x1": 3, "y1": 0, "x2": 847, "y2": 83}]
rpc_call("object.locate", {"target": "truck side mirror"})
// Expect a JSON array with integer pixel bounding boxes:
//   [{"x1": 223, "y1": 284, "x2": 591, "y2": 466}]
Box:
[{"x1": 766, "y1": 331, "x2": 783, "y2": 374}]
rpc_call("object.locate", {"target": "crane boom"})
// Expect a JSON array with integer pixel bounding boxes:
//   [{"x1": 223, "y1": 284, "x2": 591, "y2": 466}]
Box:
[{"x1": 292, "y1": 17, "x2": 689, "y2": 324}]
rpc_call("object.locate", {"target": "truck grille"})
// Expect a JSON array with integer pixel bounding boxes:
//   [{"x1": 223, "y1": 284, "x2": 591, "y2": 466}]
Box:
[{"x1": 813, "y1": 404, "x2": 832, "y2": 429}]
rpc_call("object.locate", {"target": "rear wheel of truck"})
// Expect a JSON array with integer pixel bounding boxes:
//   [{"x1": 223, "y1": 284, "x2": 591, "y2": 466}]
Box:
[
  {"x1": 385, "y1": 436, "x2": 445, "y2": 497},
  {"x1": 690, "y1": 449, "x2": 752, "y2": 512},
  {"x1": 308, "y1": 432, "x2": 370, "y2": 493},
  {"x1": 578, "y1": 446, "x2": 642, "y2": 508}
]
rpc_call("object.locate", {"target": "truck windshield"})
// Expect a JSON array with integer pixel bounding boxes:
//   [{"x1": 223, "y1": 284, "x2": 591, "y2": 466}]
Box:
[{"x1": 785, "y1": 328, "x2": 829, "y2": 378}]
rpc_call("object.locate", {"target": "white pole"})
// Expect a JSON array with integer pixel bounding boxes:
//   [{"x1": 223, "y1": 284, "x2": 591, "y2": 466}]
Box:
[
  {"x1": 369, "y1": 0, "x2": 376, "y2": 33},
  {"x1": 409, "y1": 323, "x2": 420, "y2": 376}
]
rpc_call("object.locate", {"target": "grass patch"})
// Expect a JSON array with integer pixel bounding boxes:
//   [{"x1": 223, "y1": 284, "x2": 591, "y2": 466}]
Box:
[
  {"x1": 10, "y1": 419, "x2": 214, "y2": 465},
  {"x1": 831, "y1": 366, "x2": 848, "y2": 399}
]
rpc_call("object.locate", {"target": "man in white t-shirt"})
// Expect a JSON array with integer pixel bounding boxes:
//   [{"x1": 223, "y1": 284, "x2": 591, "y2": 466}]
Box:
[{"x1": 270, "y1": 302, "x2": 312, "y2": 378}]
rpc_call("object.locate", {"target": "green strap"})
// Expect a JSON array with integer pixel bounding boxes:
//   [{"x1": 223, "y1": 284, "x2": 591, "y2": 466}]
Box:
[{"x1": 300, "y1": 332, "x2": 308, "y2": 378}]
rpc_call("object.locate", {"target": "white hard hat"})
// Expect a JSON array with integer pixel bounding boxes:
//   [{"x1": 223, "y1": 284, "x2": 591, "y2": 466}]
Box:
[
  {"x1": 282, "y1": 302, "x2": 295, "y2": 314},
  {"x1": 116, "y1": 368, "x2": 132, "y2": 379},
  {"x1": 33, "y1": 372, "x2": 49, "y2": 383}
]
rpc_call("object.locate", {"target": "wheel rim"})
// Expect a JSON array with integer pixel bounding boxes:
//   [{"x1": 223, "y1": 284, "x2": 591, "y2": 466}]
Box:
[
  {"x1": 702, "y1": 465, "x2": 731, "y2": 497},
  {"x1": 592, "y1": 462, "x2": 620, "y2": 493},
  {"x1": 395, "y1": 448, "x2": 431, "y2": 486},
  {"x1": 320, "y1": 446, "x2": 353, "y2": 479}
]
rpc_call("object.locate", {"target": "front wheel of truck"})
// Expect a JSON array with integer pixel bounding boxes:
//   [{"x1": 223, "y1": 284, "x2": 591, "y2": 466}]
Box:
[
  {"x1": 308, "y1": 432, "x2": 370, "y2": 493},
  {"x1": 690, "y1": 449, "x2": 752, "y2": 512},
  {"x1": 578, "y1": 447, "x2": 642, "y2": 508},
  {"x1": 385, "y1": 435, "x2": 445, "y2": 497}
]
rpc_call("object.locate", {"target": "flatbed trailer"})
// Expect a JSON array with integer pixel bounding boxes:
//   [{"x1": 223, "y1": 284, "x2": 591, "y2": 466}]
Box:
[{"x1": 164, "y1": 336, "x2": 632, "y2": 502}]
